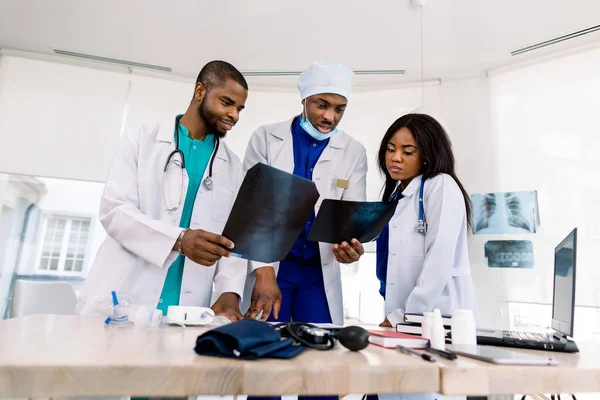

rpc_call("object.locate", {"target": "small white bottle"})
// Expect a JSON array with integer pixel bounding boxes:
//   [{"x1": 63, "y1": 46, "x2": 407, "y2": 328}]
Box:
[
  {"x1": 421, "y1": 311, "x2": 433, "y2": 340},
  {"x1": 430, "y1": 308, "x2": 446, "y2": 350},
  {"x1": 451, "y1": 309, "x2": 477, "y2": 345}
]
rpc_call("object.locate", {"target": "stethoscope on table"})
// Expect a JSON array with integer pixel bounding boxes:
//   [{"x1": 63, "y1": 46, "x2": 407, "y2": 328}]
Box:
[{"x1": 163, "y1": 115, "x2": 220, "y2": 211}]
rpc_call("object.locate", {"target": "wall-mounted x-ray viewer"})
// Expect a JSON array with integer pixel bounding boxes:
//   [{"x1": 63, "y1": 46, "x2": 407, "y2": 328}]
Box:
[{"x1": 471, "y1": 190, "x2": 539, "y2": 235}]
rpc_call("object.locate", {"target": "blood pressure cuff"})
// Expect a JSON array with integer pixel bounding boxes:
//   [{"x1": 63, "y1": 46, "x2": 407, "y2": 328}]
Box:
[{"x1": 194, "y1": 318, "x2": 305, "y2": 360}]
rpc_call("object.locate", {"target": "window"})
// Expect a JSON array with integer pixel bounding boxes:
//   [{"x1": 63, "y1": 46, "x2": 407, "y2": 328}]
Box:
[
  {"x1": 0, "y1": 173, "x2": 105, "y2": 318},
  {"x1": 38, "y1": 216, "x2": 91, "y2": 274}
]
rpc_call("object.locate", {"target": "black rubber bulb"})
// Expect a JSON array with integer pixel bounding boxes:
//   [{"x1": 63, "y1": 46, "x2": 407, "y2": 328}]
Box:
[{"x1": 337, "y1": 326, "x2": 370, "y2": 351}]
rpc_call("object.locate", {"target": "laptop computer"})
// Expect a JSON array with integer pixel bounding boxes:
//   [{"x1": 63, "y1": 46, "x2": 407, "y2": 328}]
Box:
[{"x1": 476, "y1": 228, "x2": 579, "y2": 353}]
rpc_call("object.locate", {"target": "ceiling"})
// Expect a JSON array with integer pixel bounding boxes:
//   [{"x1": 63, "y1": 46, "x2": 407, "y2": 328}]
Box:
[{"x1": 1, "y1": 0, "x2": 599, "y2": 88}]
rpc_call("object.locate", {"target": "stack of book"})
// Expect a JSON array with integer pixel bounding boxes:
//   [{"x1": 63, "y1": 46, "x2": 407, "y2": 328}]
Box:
[
  {"x1": 395, "y1": 313, "x2": 451, "y2": 336},
  {"x1": 367, "y1": 329, "x2": 429, "y2": 349}
]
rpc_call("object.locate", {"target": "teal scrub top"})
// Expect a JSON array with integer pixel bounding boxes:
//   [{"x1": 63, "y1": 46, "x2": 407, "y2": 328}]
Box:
[{"x1": 157, "y1": 116, "x2": 215, "y2": 315}]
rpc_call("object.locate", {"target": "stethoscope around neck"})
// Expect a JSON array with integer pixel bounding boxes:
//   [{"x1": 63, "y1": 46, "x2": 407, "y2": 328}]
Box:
[
  {"x1": 394, "y1": 178, "x2": 427, "y2": 234},
  {"x1": 417, "y1": 179, "x2": 427, "y2": 234},
  {"x1": 163, "y1": 115, "x2": 220, "y2": 212}
]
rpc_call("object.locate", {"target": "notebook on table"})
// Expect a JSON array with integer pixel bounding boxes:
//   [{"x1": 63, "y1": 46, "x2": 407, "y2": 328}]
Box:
[
  {"x1": 403, "y1": 312, "x2": 452, "y2": 326},
  {"x1": 368, "y1": 329, "x2": 429, "y2": 349},
  {"x1": 396, "y1": 322, "x2": 450, "y2": 336}
]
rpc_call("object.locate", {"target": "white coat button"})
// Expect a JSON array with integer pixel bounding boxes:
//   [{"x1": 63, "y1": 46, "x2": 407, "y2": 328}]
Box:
[
  {"x1": 158, "y1": 299, "x2": 163, "y2": 304},
  {"x1": 310, "y1": 168, "x2": 313, "y2": 172},
  {"x1": 193, "y1": 146, "x2": 197, "y2": 150},
  {"x1": 313, "y1": 143, "x2": 317, "y2": 147}
]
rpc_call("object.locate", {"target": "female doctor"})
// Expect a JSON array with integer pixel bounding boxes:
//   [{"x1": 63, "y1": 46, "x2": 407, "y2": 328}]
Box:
[
  {"x1": 367, "y1": 113, "x2": 477, "y2": 400},
  {"x1": 376, "y1": 113, "x2": 477, "y2": 329}
]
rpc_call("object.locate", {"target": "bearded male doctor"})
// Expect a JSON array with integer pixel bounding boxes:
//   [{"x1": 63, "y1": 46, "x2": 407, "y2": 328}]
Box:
[{"x1": 77, "y1": 60, "x2": 250, "y2": 321}]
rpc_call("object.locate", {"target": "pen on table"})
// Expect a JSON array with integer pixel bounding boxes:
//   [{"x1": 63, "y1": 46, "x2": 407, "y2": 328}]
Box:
[
  {"x1": 396, "y1": 345, "x2": 436, "y2": 362},
  {"x1": 424, "y1": 347, "x2": 457, "y2": 361}
]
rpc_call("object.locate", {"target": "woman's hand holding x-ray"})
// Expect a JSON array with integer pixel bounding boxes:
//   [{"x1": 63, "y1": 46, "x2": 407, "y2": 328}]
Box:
[
  {"x1": 180, "y1": 229, "x2": 234, "y2": 266},
  {"x1": 332, "y1": 239, "x2": 364, "y2": 264}
]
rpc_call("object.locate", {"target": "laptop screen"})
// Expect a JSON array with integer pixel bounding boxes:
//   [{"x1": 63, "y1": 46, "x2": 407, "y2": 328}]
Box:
[{"x1": 551, "y1": 228, "x2": 577, "y2": 337}]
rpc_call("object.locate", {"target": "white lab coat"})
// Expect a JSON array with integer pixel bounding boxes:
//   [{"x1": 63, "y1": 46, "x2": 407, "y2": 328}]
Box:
[
  {"x1": 241, "y1": 117, "x2": 368, "y2": 325},
  {"x1": 76, "y1": 120, "x2": 247, "y2": 316},
  {"x1": 384, "y1": 174, "x2": 477, "y2": 327}
]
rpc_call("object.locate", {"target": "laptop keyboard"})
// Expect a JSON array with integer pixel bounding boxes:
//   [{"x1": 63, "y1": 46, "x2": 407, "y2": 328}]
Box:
[{"x1": 506, "y1": 331, "x2": 548, "y2": 342}]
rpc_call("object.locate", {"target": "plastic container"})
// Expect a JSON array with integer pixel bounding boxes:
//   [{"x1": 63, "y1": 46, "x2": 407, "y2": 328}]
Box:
[
  {"x1": 94, "y1": 292, "x2": 135, "y2": 323},
  {"x1": 129, "y1": 304, "x2": 163, "y2": 328},
  {"x1": 421, "y1": 311, "x2": 433, "y2": 340},
  {"x1": 430, "y1": 308, "x2": 446, "y2": 350},
  {"x1": 450, "y1": 309, "x2": 477, "y2": 345}
]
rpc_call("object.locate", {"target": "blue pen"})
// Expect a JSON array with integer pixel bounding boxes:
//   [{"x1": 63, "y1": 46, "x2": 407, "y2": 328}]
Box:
[
  {"x1": 111, "y1": 291, "x2": 119, "y2": 306},
  {"x1": 111, "y1": 291, "x2": 119, "y2": 318}
]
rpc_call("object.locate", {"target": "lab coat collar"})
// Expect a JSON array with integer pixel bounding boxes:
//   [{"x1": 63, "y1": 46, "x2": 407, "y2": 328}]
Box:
[
  {"x1": 213, "y1": 138, "x2": 228, "y2": 163},
  {"x1": 155, "y1": 118, "x2": 177, "y2": 143},
  {"x1": 270, "y1": 116, "x2": 350, "y2": 150},
  {"x1": 400, "y1": 174, "x2": 423, "y2": 198},
  {"x1": 270, "y1": 117, "x2": 295, "y2": 141}
]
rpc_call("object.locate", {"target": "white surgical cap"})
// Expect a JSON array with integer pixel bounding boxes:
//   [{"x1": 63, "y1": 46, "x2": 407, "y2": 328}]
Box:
[{"x1": 297, "y1": 61, "x2": 355, "y2": 100}]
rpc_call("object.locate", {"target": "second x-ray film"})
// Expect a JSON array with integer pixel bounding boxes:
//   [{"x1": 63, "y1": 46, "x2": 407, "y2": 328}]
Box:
[{"x1": 308, "y1": 199, "x2": 398, "y2": 244}]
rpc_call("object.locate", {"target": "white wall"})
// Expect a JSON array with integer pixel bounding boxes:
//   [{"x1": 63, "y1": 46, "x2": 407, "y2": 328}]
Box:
[
  {"x1": 437, "y1": 76, "x2": 511, "y2": 329},
  {"x1": 0, "y1": 56, "x2": 128, "y2": 182},
  {"x1": 122, "y1": 75, "x2": 191, "y2": 137}
]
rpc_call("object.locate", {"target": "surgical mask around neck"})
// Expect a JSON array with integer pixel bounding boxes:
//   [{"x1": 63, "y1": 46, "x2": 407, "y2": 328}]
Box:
[{"x1": 300, "y1": 104, "x2": 337, "y2": 141}]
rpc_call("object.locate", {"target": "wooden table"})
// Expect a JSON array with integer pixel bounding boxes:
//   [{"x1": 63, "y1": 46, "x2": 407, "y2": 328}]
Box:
[
  {"x1": 439, "y1": 343, "x2": 600, "y2": 396},
  {"x1": 0, "y1": 315, "x2": 439, "y2": 398},
  {"x1": 2, "y1": 315, "x2": 599, "y2": 398}
]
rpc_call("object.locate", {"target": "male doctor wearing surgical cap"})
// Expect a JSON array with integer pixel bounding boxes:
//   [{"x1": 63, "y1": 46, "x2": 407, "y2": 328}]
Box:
[{"x1": 242, "y1": 61, "x2": 367, "y2": 340}]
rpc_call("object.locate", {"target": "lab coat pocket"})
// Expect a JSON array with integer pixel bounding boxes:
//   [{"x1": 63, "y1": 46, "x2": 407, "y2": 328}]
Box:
[
  {"x1": 405, "y1": 233, "x2": 426, "y2": 257},
  {"x1": 211, "y1": 187, "x2": 235, "y2": 223}
]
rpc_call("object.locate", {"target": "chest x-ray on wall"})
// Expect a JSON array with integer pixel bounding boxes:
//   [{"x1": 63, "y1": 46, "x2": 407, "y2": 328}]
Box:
[{"x1": 471, "y1": 191, "x2": 539, "y2": 235}]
